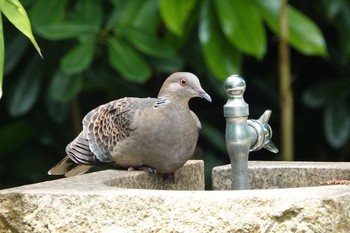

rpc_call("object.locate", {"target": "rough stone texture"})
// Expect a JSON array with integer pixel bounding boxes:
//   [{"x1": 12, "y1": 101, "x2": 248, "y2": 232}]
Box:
[
  {"x1": 212, "y1": 161, "x2": 350, "y2": 190},
  {"x1": 105, "y1": 160, "x2": 205, "y2": 190},
  {"x1": 1, "y1": 160, "x2": 350, "y2": 232}
]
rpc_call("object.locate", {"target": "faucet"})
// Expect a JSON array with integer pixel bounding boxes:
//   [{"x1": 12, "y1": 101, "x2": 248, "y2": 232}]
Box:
[{"x1": 223, "y1": 75, "x2": 279, "y2": 190}]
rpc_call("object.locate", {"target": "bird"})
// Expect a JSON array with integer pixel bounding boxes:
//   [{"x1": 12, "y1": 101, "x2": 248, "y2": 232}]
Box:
[{"x1": 48, "y1": 72, "x2": 212, "y2": 177}]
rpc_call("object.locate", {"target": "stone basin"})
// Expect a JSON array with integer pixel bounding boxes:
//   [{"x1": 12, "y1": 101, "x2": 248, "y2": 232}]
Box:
[
  {"x1": 0, "y1": 160, "x2": 350, "y2": 232},
  {"x1": 213, "y1": 161, "x2": 350, "y2": 189}
]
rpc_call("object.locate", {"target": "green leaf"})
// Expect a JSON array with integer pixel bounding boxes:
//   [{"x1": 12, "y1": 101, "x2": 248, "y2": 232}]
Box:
[
  {"x1": 324, "y1": 98, "x2": 350, "y2": 148},
  {"x1": 108, "y1": 0, "x2": 159, "y2": 33},
  {"x1": 159, "y1": 0, "x2": 197, "y2": 36},
  {"x1": 333, "y1": 5, "x2": 350, "y2": 56},
  {"x1": 118, "y1": 0, "x2": 147, "y2": 26},
  {"x1": 117, "y1": 27, "x2": 175, "y2": 57},
  {"x1": 131, "y1": 0, "x2": 159, "y2": 32},
  {"x1": 49, "y1": 71, "x2": 83, "y2": 102},
  {"x1": 7, "y1": 57, "x2": 42, "y2": 116},
  {"x1": 321, "y1": 0, "x2": 345, "y2": 20},
  {"x1": 29, "y1": 0, "x2": 67, "y2": 25},
  {"x1": 60, "y1": 38, "x2": 96, "y2": 75},
  {"x1": 302, "y1": 79, "x2": 350, "y2": 108},
  {"x1": 0, "y1": 0, "x2": 42, "y2": 57},
  {"x1": 105, "y1": 1, "x2": 127, "y2": 31},
  {"x1": 0, "y1": 12, "x2": 4, "y2": 99},
  {"x1": 255, "y1": 0, "x2": 327, "y2": 57},
  {"x1": 215, "y1": 0, "x2": 266, "y2": 58},
  {"x1": 107, "y1": 37, "x2": 151, "y2": 83},
  {"x1": 34, "y1": 23, "x2": 98, "y2": 40},
  {"x1": 199, "y1": 0, "x2": 241, "y2": 81},
  {"x1": 116, "y1": 0, "x2": 146, "y2": 26},
  {"x1": 73, "y1": 0, "x2": 103, "y2": 28},
  {"x1": 4, "y1": 33, "x2": 28, "y2": 75}
]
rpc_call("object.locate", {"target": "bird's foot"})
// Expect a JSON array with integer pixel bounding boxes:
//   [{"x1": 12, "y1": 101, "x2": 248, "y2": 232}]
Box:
[
  {"x1": 139, "y1": 166, "x2": 157, "y2": 173},
  {"x1": 127, "y1": 166, "x2": 157, "y2": 173}
]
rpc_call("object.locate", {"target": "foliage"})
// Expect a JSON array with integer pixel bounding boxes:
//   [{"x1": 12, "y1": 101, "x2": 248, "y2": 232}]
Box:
[
  {"x1": 302, "y1": 0, "x2": 350, "y2": 149},
  {"x1": 0, "y1": 0, "x2": 42, "y2": 98},
  {"x1": 1, "y1": 0, "x2": 348, "y2": 189}
]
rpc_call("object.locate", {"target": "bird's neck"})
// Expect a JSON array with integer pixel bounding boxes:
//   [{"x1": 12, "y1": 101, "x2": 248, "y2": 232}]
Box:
[
  {"x1": 155, "y1": 95, "x2": 190, "y2": 109},
  {"x1": 154, "y1": 96, "x2": 170, "y2": 108}
]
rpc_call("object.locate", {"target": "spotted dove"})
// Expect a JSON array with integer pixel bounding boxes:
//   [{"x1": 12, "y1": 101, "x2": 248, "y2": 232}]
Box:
[{"x1": 48, "y1": 72, "x2": 211, "y2": 177}]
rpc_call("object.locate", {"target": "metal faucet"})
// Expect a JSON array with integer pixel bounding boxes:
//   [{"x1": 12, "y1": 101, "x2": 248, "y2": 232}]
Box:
[{"x1": 223, "y1": 75, "x2": 279, "y2": 190}]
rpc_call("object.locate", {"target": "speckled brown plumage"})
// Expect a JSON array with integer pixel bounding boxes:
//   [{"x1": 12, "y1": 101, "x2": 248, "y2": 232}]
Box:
[{"x1": 48, "y1": 72, "x2": 211, "y2": 177}]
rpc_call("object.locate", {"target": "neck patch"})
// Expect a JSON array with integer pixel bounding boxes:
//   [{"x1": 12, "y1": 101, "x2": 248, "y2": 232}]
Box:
[{"x1": 154, "y1": 96, "x2": 170, "y2": 108}]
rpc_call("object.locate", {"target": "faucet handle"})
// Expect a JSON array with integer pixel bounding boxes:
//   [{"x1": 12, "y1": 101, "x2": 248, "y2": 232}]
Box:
[{"x1": 248, "y1": 110, "x2": 279, "y2": 153}]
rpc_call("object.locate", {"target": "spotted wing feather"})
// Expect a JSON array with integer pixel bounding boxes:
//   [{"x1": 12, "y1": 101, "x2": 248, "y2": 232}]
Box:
[{"x1": 82, "y1": 97, "x2": 150, "y2": 163}]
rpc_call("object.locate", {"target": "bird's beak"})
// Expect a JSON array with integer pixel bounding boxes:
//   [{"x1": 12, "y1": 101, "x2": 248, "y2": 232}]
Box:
[{"x1": 195, "y1": 89, "x2": 212, "y2": 102}]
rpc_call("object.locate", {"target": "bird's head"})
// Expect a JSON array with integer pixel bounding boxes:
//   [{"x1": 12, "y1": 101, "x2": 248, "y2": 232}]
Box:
[{"x1": 158, "y1": 72, "x2": 212, "y2": 102}]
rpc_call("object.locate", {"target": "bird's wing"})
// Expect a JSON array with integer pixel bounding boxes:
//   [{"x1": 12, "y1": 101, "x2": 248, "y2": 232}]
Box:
[{"x1": 82, "y1": 97, "x2": 151, "y2": 163}]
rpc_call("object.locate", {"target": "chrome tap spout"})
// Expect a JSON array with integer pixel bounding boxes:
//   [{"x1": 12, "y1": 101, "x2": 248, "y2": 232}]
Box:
[{"x1": 223, "y1": 75, "x2": 278, "y2": 190}]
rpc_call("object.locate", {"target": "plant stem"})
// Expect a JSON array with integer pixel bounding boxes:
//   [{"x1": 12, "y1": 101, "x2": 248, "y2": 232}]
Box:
[{"x1": 279, "y1": 0, "x2": 294, "y2": 161}]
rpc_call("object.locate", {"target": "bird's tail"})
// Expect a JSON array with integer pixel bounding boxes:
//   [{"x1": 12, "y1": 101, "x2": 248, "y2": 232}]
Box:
[{"x1": 48, "y1": 156, "x2": 93, "y2": 177}]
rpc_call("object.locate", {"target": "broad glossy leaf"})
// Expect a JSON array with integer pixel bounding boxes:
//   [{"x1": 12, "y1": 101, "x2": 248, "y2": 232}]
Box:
[
  {"x1": 107, "y1": 37, "x2": 151, "y2": 83},
  {"x1": 49, "y1": 71, "x2": 83, "y2": 102},
  {"x1": 0, "y1": 0, "x2": 42, "y2": 57},
  {"x1": 30, "y1": 0, "x2": 67, "y2": 25},
  {"x1": 116, "y1": 0, "x2": 146, "y2": 26},
  {"x1": 199, "y1": 0, "x2": 241, "y2": 81},
  {"x1": 215, "y1": 0, "x2": 266, "y2": 58},
  {"x1": 324, "y1": 98, "x2": 350, "y2": 148},
  {"x1": 7, "y1": 57, "x2": 42, "y2": 116},
  {"x1": 35, "y1": 23, "x2": 98, "y2": 40},
  {"x1": 117, "y1": 27, "x2": 175, "y2": 57},
  {"x1": 109, "y1": 0, "x2": 159, "y2": 33},
  {"x1": 321, "y1": 0, "x2": 345, "y2": 20},
  {"x1": 60, "y1": 38, "x2": 96, "y2": 75},
  {"x1": 255, "y1": 0, "x2": 327, "y2": 57},
  {"x1": 105, "y1": 1, "x2": 127, "y2": 30},
  {"x1": 334, "y1": 5, "x2": 350, "y2": 56},
  {"x1": 0, "y1": 12, "x2": 3, "y2": 99},
  {"x1": 73, "y1": 0, "x2": 103, "y2": 28},
  {"x1": 131, "y1": 0, "x2": 159, "y2": 32},
  {"x1": 302, "y1": 79, "x2": 350, "y2": 108},
  {"x1": 159, "y1": 0, "x2": 197, "y2": 36},
  {"x1": 4, "y1": 33, "x2": 29, "y2": 75}
]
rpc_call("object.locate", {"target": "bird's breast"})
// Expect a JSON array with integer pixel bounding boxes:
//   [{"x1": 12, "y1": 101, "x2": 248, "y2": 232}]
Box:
[{"x1": 112, "y1": 106, "x2": 199, "y2": 173}]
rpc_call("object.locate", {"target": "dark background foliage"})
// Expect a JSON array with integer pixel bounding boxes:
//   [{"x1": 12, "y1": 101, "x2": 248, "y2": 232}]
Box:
[{"x1": 0, "y1": 0, "x2": 349, "y2": 189}]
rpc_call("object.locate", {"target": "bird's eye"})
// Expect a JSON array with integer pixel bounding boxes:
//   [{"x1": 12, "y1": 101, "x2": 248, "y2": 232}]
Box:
[{"x1": 180, "y1": 79, "x2": 187, "y2": 86}]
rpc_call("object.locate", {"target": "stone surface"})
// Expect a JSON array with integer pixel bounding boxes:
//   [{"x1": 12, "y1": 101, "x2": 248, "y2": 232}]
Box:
[
  {"x1": 212, "y1": 161, "x2": 350, "y2": 190},
  {"x1": 1, "y1": 160, "x2": 350, "y2": 232}
]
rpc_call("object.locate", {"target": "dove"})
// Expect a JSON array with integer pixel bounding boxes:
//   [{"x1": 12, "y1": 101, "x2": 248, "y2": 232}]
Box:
[{"x1": 48, "y1": 72, "x2": 211, "y2": 177}]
